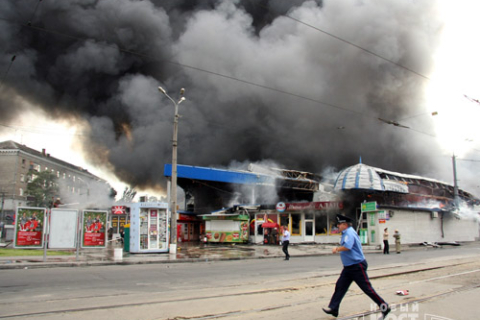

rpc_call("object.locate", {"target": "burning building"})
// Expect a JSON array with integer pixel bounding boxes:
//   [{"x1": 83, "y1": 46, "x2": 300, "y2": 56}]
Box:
[
  {"x1": 334, "y1": 162, "x2": 480, "y2": 246},
  {"x1": 165, "y1": 162, "x2": 479, "y2": 245}
]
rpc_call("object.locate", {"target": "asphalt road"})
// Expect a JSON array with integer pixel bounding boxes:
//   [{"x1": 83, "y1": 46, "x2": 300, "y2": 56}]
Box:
[{"x1": 0, "y1": 244, "x2": 479, "y2": 320}]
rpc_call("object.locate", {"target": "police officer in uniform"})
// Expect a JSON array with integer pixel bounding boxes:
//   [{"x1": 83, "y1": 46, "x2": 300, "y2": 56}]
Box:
[{"x1": 322, "y1": 214, "x2": 390, "y2": 318}]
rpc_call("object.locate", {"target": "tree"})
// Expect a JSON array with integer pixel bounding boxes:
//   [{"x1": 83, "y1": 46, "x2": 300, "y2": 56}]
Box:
[{"x1": 26, "y1": 170, "x2": 59, "y2": 208}]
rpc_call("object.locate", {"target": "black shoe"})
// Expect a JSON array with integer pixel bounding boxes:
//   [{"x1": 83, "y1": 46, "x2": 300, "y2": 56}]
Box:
[
  {"x1": 322, "y1": 307, "x2": 338, "y2": 317},
  {"x1": 381, "y1": 306, "x2": 391, "y2": 319}
]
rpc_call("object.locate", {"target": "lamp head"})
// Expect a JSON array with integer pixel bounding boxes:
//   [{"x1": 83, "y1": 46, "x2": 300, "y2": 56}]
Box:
[
  {"x1": 158, "y1": 86, "x2": 166, "y2": 94},
  {"x1": 180, "y1": 88, "x2": 185, "y2": 96}
]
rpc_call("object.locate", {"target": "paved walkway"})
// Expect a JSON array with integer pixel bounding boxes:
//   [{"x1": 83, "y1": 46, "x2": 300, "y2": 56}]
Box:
[{"x1": 0, "y1": 241, "x2": 455, "y2": 269}]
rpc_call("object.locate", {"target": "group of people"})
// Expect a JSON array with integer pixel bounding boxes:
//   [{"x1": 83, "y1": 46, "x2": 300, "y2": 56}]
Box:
[
  {"x1": 19, "y1": 212, "x2": 40, "y2": 232},
  {"x1": 85, "y1": 215, "x2": 104, "y2": 233},
  {"x1": 383, "y1": 227, "x2": 401, "y2": 254}
]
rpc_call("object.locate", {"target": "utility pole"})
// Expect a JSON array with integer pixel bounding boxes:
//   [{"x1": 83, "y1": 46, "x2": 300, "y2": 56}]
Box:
[
  {"x1": 0, "y1": 190, "x2": 5, "y2": 222},
  {"x1": 158, "y1": 86, "x2": 186, "y2": 254}
]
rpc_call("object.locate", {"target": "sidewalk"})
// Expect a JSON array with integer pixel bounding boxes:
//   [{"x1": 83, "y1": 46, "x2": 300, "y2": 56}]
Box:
[{"x1": 0, "y1": 242, "x2": 388, "y2": 269}]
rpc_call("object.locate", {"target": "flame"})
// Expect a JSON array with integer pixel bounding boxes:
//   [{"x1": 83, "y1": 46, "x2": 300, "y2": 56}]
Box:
[{"x1": 120, "y1": 122, "x2": 133, "y2": 142}]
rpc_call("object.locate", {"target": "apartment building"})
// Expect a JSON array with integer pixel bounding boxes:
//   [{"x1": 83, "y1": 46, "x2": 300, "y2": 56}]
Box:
[{"x1": 0, "y1": 140, "x2": 111, "y2": 227}]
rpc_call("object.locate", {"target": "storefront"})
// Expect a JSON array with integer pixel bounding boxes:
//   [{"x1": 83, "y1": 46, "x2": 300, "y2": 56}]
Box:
[
  {"x1": 110, "y1": 205, "x2": 130, "y2": 237},
  {"x1": 178, "y1": 212, "x2": 203, "y2": 242},
  {"x1": 251, "y1": 201, "x2": 344, "y2": 244}
]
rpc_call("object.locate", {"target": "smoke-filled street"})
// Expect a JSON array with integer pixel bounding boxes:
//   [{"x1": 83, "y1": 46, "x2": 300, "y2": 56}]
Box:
[
  {"x1": 0, "y1": 244, "x2": 479, "y2": 320},
  {"x1": 1, "y1": 1, "x2": 480, "y2": 198}
]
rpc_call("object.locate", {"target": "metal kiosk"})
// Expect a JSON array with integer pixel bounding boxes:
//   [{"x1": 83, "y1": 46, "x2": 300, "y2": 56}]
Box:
[{"x1": 129, "y1": 202, "x2": 169, "y2": 253}]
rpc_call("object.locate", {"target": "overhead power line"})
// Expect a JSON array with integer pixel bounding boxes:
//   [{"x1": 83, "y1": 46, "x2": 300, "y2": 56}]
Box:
[
  {"x1": 0, "y1": 1, "x2": 442, "y2": 137},
  {"x1": 284, "y1": 14, "x2": 431, "y2": 81}
]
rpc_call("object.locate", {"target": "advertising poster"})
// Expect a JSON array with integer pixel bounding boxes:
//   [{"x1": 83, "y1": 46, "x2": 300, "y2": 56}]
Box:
[
  {"x1": 14, "y1": 207, "x2": 46, "y2": 248},
  {"x1": 81, "y1": 210, "x2": 107, "y2": 248},
  {"x1": 205, "y1": 220, "x2": 249, "y2": 243}
]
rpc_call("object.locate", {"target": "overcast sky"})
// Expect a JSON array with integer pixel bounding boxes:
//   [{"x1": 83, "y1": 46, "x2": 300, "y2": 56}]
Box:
[{"x1": 1, "y1": 0, "x2": 479, "y2": 199}]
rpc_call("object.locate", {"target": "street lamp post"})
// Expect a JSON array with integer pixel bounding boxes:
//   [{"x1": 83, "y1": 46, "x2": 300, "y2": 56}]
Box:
[{"x1": 158, "y1": 86, "x2": 185, "y2": 254}]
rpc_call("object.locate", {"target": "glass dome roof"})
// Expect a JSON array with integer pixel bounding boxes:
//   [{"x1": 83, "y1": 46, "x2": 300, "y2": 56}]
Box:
[{"x1": 334, "y1": 163, "x2": 385, "y2": 191}]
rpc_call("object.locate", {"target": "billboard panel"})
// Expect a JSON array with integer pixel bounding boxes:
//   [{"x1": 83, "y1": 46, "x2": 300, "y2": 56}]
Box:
[
  {"x1": 81, "y1": 210, "x2": 107, "y2": 248},
  {"x1": 49, "y1": 209, "x2": 78, "y2": 249},
  {"x1": 14, "y1": 207, "x2": 46, "y2": 248}
]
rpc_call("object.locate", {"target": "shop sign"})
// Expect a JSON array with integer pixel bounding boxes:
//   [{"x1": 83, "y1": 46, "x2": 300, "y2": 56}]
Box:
[
  {"x1": 276, "y1": 202, "x2": 286, "y2": 212},
  {"x1": 179, "y1": 214, "x2": 196, "y2": 221},
  {"x1": 285, "y1": 201, "x2": 343, "y2": 211},
  {"x1": 111, "y1": 206, "x2": 126, "y2": 215},
  {"x1": 361, "y1": 201, "x2": 377, "y2": 212},
  {"x1": 379, "y1": 219, "x2": 386, "y2": 224}
]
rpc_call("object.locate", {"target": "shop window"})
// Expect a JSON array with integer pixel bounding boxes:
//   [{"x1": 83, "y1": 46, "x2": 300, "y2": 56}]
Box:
[
  {"x1": 280, "y1": 214, "x2": 289, "y2": 228},
  {"x1": 257, "y1": 223, "x2": 263, "y2": 235},
  {"x1": 329, "y1": 221, "x2": 340, "y2": 234},
  {"x1": 291, "y1": 214, "x2": 301, "y2": 235},
  {"x1": 315, "y1": 214, "x2": 328, "y2": 234}
]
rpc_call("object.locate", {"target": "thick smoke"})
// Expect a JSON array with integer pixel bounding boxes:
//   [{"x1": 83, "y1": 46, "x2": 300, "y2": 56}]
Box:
[{"x1": 1, "y1": 0, "x2": 461, "y2": 194}]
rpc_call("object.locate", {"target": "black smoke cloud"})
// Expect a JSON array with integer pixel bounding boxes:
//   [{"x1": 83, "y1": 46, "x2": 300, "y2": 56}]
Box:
[{"x1": 0, "y1": 0, "x2": 448, "y2": 192}]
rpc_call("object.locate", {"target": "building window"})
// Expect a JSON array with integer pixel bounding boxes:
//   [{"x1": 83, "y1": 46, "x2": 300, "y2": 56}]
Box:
[
  {"x1": 291, "y1": 214, "x2": 301, "y2": 235},
  {"x1": 315, "y1": 214, "x2": 328, "y2": 235},
  {"x1": 73, "y1": 176, "x2": 76, "y2": 182},
  {"x1": 63, "y1": 173, "x2": 66, "y2": 179},
  {"x1": 280, "y1": 214, "x2": 289, "y2": 228},
  {"x1": 20, "y1": 174, "x2": 25, "y2": 182},
  {"x1": 57, "y1": 171, "x2": 60, "y2": 178},
  {"x1": 19, "y1": 188, "x2": 24, "y2": 196}
]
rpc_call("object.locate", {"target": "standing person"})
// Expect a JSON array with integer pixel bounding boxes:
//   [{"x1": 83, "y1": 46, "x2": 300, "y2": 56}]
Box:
[
  {"x1": 383, "y1": 228, "x2": 389, "y2": 254},
  {"x1": 323, "y1": 214, "x2": 390, "y2": 319},
  {"x1": 281, "y1": 225, "x2": 290, "y2": 260},
  {"x1": 393, "y1": 229, "x2": 401, "y2": 254},
  {"x1": 20, "y1": 213, "x2": 28, "y2": 231}
]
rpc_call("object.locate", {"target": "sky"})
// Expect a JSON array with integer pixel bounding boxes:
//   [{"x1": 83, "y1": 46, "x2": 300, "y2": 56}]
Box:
[{"x1": 1, "y1": 0, "x2": 480, "y2": 200}]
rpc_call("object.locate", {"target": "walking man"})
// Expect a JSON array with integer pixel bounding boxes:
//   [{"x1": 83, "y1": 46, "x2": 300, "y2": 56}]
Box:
[
  {"x1": 323, "y1": 214, "x2": 390, "y2": 318},
  {"x1": 282, "y1": 225, "x2": 290, "y2": 260}
]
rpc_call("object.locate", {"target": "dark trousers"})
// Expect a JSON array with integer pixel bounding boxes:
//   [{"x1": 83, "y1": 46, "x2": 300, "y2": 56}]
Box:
[
  {"x1": 328, "y1": 260, "x2": 388, "y2": 312},
  {"x1": 282, "y1": 240, "x2": 290, "y2": 259},
  {"x1": 383, "y1": 240, "x2": 389, "y2": 254}
]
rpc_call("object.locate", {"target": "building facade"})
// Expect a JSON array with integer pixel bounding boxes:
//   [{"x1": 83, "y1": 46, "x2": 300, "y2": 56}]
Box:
[
  {"x1": 0, "y1": 140, "x2": 112, "y2": 235},
  {"x1": 165, "y1": 162, "x2": 479, "y2": 245}
]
